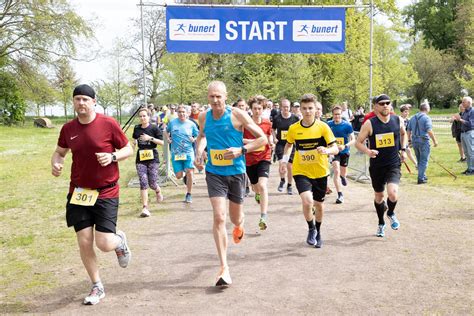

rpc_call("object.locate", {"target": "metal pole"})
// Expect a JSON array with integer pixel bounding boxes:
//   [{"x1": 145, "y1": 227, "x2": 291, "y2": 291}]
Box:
[
  {"x1": 368, "y1": 0, "x2": 374, "y2": 111},
  {"x1": 140, "y1": 0, "x2": 147, "y2": 106}
]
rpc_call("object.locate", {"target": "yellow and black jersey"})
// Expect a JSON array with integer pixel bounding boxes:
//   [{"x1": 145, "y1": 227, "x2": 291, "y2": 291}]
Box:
[{"x1": 286, "y1": 120, "x2": 336, "y2": 179}]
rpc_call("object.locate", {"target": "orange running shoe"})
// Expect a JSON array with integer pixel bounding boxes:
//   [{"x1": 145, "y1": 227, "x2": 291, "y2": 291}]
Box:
[{"x1": 232, "y1": 226, "x2": 244, "y2": 244}]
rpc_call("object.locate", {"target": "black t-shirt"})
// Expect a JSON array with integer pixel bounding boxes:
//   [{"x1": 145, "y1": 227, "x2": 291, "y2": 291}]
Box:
[
  {"x1": 132, "y1": 124, "x2": 163, "y2": 163},
  {"x1": 272, "y1": 113, "x2": 300, "y2": 144},
  {"x1": 368, "y1": 115, "x2": 401, "y2": 168},
  {"x1": 352, "y1": 114, "x2": 365, "y2": 132},
  {"x1": 270, "y1": 108, "x2": 280, "y2": 122}
]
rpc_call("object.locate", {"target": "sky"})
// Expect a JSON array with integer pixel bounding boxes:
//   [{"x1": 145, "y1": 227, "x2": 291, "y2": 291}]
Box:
[{"x1": 72, "y1": 0, "x2": 414, "y2": 84}]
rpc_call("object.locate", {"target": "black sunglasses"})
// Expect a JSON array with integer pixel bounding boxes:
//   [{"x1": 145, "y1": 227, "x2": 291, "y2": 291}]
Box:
[{"x1": 377, "y1": 101, "x2": 391, "y2": 105}]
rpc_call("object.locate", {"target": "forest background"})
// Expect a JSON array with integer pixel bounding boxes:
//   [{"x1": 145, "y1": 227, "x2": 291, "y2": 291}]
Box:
[{"x1": 0, "y1": 0, "x2": 473, "y2": 125}]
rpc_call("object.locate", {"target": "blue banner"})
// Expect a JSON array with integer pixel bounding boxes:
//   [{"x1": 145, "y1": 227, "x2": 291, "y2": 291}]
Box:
[{"x1": 166, "y1": 6, "x2": 345, "y2": 54}]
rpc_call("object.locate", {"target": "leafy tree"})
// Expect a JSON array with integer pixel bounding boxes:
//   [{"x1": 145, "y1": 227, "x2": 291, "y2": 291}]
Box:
[
  {"x1": 54, "y1": 58, "x2": 78, "y2": 121},
  {"x1": 159, "y1": 53, "x2": 207, "y2": 104},
  {"x1": 0, "y1": 0, "x2": 94, "y2": 72},
  {"x1": 91, "y1": 80, "x2": 116, "y2": 116},
  {"x1": 408, "y1": 42, "x2": 459, "y2": 107},
  {"x1": 0, "y1": 71, "x2": 26, "y2": 125}
]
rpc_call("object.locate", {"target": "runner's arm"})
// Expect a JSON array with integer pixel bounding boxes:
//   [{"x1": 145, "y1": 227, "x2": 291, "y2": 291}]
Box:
[
  {"x1": 234, "y1": 108, "x2": 267, "y2": 154},
  {"x1": 195, "y1": 111, "x2": 207, "y2": 165},
  {"x1": 356, "y1": 120, "x2": 377, "y2": 158},
  {"x1": 51, "y1": 146, "x2": 69, "y2": 177}
]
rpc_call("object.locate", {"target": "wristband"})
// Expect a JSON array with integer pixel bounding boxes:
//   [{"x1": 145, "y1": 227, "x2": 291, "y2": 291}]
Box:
[
  {"x1": 281, "y1": 154, "x2": 290, "y2": 163},
  {"x1": 401, "y1": 148, "x2": 406, "y2": 152}
]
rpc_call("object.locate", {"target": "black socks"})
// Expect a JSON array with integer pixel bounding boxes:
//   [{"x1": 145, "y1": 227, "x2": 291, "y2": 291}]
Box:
[
  {"x1": 374, "y1": 200, "x2": 386, "y2": 225},
  {"x1": 387, "y1": 198, "x2": 397, "y2": 217}
]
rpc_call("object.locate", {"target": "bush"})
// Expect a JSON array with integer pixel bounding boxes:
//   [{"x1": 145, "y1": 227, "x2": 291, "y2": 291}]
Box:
[{"x1": 0, "y1": 72, "x2": 27, "y2": 125}]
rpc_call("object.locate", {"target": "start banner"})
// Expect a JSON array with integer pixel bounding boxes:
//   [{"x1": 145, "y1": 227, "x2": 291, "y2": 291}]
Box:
[{"x1": 166, "y1": 6, "x2": 345, "y2": 54}]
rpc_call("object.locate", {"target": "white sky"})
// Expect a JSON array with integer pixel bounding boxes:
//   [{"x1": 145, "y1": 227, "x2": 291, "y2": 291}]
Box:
[{"x1": 71, "y1": 0, "x2": 414, "y2": 84}]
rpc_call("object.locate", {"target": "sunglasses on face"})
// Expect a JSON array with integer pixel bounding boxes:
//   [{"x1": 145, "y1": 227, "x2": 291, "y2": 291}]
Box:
[{"x1": 378, "y1": 102, "x2": 391, "y2": 106}]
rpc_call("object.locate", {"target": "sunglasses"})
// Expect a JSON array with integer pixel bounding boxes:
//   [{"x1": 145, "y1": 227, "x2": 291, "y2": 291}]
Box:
[{"x1": 378, "y1": 101, "x2": 391, "y2": 106}]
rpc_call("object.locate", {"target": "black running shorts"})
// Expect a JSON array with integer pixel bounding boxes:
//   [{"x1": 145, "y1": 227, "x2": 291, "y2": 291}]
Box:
[
  {"x1": 205, "y1": 172, "x2": 245, "y2": 204},
  {"x1": 293, "y1": 175, "x2": 328, "y2": 202},
  {"x1": 332, "y1": 153, "x2": 350, "y2": 167},
  {"x1": 369, "y1": 164, "x2": 401, "y2": 193},
  {"x1": 246, "y1": 161, "x2": 271, "y2": 185},
  {"x1": 66, "y1": 193, "x2": 119, "y2": 233}
]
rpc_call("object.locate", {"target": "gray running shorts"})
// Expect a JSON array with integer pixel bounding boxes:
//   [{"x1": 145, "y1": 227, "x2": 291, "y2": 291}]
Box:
[{"x1": 205, "y1": 171, "x2": 245, "y2": 204}]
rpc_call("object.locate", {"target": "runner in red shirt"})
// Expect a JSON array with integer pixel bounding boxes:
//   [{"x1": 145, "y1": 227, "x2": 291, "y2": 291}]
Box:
[
  {"x1": 243, "y1": 95, "x2": 274, "y2": 230},
  {"x1": 51, "y1": 84, "x2": 133, "y2": 305}
]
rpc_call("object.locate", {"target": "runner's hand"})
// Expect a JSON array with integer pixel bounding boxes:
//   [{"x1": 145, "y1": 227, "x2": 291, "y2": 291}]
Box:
[
  {"x1": 95, "y1": 152, "x2": 113, "y2": 167},
  {"x1": 194, "y1": 155, "x2": 204, "y2": 171},
  {"x1": 52, "y1": 163, "x2": 63, "y2": 177},
  {"x1": 400, "y1": 151, "x2": 407, "y2": 163},
  {"x1": 139, "y1": 134, "x2": 151, "y2": 142},
  {"x1": 316, "y1": 146, "x2": 328, "y2": 155},
  {"x1": 224, "y1": 147, "x2": 241, "y2": 159},
  {"x1": 367, "y1": 149, "x2": 378, "y2": 158}
]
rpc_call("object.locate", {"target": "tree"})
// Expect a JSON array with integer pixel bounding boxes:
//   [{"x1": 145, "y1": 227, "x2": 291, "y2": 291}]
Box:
[
  {"x1": 0, "y1": 0, "x2": 94, "y2": 72},
  {"x1": 0, "y1": 71, "x2": 26, "y2": 125},
  {"x1": 159, "y1": 53, "x2": 207, "y2": 104},
  {"x1": 55, "y1": 58, "x2": 77, "y2": 121},
  {"x1": 408, "y1": 42, "x2": 459, "y2": 107},
  {"x1": 130, "y1": 7, "x2": 166, "y2": 105}
]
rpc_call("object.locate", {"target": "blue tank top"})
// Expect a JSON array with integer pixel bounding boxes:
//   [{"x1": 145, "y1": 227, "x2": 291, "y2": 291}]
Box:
[{"x1": 204, "y1": 107, "x2": 246, "y2": 176}]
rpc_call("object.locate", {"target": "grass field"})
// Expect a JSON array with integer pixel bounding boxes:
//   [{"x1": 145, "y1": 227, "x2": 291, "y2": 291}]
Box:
[{"x1": 0, "y1": 116, "x2": 472, "y2": 311}]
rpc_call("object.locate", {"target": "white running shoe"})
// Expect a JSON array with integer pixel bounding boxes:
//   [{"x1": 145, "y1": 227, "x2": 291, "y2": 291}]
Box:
[{"x1": 83, "y1": 285, "x2": 105, "y2": 305}]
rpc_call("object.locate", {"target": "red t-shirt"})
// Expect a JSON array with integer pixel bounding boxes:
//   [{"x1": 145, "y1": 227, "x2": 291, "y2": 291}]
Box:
[
  {"x1": 57, "y1": 114, "x2": 129, "y2": 198},
  {"x1": 243, "y1": 119, "x2": 272, "y2": 166},
  {"x1": 190, "y1": 111, "x2": 200, "y2": 120}
]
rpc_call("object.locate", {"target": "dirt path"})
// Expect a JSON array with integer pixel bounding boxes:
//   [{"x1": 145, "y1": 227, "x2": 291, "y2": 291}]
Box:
[{"x1": 27, "y1": 165, "x2": 472, "y2": 314}]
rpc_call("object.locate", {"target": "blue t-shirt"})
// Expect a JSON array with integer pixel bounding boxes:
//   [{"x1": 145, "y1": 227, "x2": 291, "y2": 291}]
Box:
[
  {"x1": 407, "y1": 112, "x2": 432, "y2": 141},
  {"x1": 166, "y1": 118, "x2": 199, "y2": 159},
  {"x1": 327, "y1": 120, "x2": 353, "y2": 155}
]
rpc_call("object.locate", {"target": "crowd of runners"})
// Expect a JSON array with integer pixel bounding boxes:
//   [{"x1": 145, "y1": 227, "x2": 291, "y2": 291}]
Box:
[{"x1": 50, "y1": 82, "x2": 473, "y2": 305}]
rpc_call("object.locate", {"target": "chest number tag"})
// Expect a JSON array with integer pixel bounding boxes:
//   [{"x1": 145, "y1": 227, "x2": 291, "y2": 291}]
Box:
[
  {"x1": 70, "y1": 188, "x2": 99, "y2": 206},
  {"x1": 281, "y1": 130, "x2": 288, "y2": 140},
  {"x1": 336, "y1": 137, "x2": 345, "y2": 146},
  {"x1": 299, "y1": 149, "x2": 318, "y2": 164},
  {"x1": 174, "y1": 153, "x2": 187, "y2": 161},
  {"x1": 210, "y1": 149, "x2": 233, "y2": 166},
  {"x1": 375, "y1": 132, "x2": 395, "y2": 148},
  {"x1": 139, "y1": 149, "x2": 154, "y2": 161}
]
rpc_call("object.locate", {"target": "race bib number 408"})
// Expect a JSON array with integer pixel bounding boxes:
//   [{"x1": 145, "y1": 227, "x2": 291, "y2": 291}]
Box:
[
  {"x1": 375, "y1": 132, "x2": 395, "y2": 148},
  {"x1": 210, "y1": 149, "x2": 233, "y2": 166}
]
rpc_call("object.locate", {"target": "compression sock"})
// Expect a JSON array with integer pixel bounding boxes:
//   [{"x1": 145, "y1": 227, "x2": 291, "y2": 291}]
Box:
[
  {"x1": 307, "y1": 219, "x2": 315, "y2": 230},
  {"x1": 315, "y1": 221, "x2": 321, "y2": 233},
  {"x1": 386, "y1": 198, "x2": 397, "y2": 217},
  {"x1": 374, "y1": 200, "x2": 386, "y2": 225},
  {"x1": 280, "y1": 178, "x2": 285, "y2": 182}
]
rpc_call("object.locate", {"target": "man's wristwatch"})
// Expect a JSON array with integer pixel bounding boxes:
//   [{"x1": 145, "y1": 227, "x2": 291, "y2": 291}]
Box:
[
  {"x1": 150, "y1": 137, "x2": 154, "y2": 142},
  {"x1": 111, "y1": 153, "x2": 117, "y2": 162},
  {"x1": 401, "y1": 148, "x2": 406, "y2": 152},
  {"x1": 241, "y1": 146, "x2": 247, "y2": 156}
]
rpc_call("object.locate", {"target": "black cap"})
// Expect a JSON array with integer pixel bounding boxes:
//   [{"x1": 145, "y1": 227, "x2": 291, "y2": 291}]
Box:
[
  {"x1": 374, "y1": 94, "x2": 390, "y2": 104},
  {"x1": 73, "y1": 84, "x2": 95, "y2": 99}
]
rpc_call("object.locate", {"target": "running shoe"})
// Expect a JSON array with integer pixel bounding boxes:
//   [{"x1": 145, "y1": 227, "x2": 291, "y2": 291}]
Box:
[
  {"x1": 185, "y1": 193, "x2": 192, "y2": 204},
  {"x1": 140, "y1": 207, "x2": 150, "y2": 217},
  {"x1": 340, "y1": 176, "x2": 347, "y2": 186},
  {"x1": 232, "y1": 226, "x2": 244, "y2": 244},
  {"x1": 388, "y1": 214, "x2": 400, "y2": 230},
  {"x1": 83, "y1": 285, "x2": 105, "y2": 305},
  {"x1": 115, "y1": 230, "x2": 131, "y2": 268},
  {"x1": 156, "y1": 190, "x2": 164, "y2": 203},
  {"x1": 306, "y1": 228, "x2": 317, "y2": 246},
  {"x1": 215, "y1": 266, "x2": 232, "y2": 287},
  {"x1": 376, "y1": 224, "x2": 386, "y2": 237},
  {"x1": 258, "y1": 216, "x2": 267, "y2": 231},
  {"x1": 336, "y1": 195, "x2": 344, "y2": 204},
  {"x1": 287, "y1": 186, "x2": 293, "y2": 195},
  {"x1": 254, "y1": 193, "x2": 261, "y2": 204},
  {"x1": 315, "y1": 232, "x2": 323, "y2": 248},
  {"x1": 277, "y1": 180, "x2": 285, "y2": 192}
]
